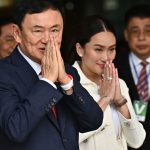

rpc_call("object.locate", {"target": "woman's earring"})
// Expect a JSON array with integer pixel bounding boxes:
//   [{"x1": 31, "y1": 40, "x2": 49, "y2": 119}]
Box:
[{"x1": 78, "y1": 53, "x2": 83, "y2": 57}]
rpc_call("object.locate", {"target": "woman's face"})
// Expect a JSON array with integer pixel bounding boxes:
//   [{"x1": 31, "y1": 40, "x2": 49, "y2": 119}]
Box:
[{"x1": 77, "y1": 31, "x2": 116, "y2": 79}]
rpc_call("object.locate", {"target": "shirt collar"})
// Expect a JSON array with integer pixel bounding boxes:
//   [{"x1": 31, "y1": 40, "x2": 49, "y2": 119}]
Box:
[
  {"x1": 73, "y1": 61, "x2": 96, "y2": 85},
  {"x1": 17, "y1": 46, "x2": 41, "y2": 75},
  {"x1": 130, "y1": 52, "x2": 150, "y2": 66}
]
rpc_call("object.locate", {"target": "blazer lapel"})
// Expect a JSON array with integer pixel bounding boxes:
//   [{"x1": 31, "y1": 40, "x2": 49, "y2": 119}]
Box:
[
  {"x1": 48, "y1": 84, "x2": 67, "y2": 132},
  {"x1": 125, "y1": 57, "x2": 139, "y2": 100},
  {"x1": 10, "y1": 48, "x2": 39, "y2": 88},
  {"x1": 115, "y1": 51, "x2": 139, "y2": 100},
  {"x1": 47, "y1": 110, "x2": 60, "y2": 131},
  {"x1": 57, "y1": 102, "x2": 67, "y2": 134},
  {"x1": 55, "y1": 83, "x2": 67, "y2": 133},
  {"x1": 10, "y1": 48, "x2": 61, "y2": 130}
]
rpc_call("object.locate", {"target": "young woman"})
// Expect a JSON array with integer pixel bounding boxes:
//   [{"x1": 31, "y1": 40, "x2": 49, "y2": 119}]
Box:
[{"x1": 69, "y1": 15, "x2": 146, "y2": 150}]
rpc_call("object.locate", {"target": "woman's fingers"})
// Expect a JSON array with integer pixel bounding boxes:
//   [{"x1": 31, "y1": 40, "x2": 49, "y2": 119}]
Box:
[{"x1": 100, "y1": 61, "x2": 116, "y2": 99}]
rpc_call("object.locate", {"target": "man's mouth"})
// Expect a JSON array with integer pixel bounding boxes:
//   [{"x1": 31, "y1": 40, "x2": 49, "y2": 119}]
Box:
[
  {"x1": 136, "y1": 45, "x2": 147, "y2": 50},
  {"x1": 98, "y1": 64, "x2": 105, "y2": 69},
  {"x1": 39, "y1": 47, "x2": 45, "y2": 51}
]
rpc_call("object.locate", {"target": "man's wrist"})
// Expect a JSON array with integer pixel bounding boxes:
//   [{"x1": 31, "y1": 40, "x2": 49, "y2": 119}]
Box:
[
  {"x1": 60, "y1": 74, "x2": 73, "y2": 91},
  {"x1": 41, "y1": 78, "x2": 57, "y2": 89}
]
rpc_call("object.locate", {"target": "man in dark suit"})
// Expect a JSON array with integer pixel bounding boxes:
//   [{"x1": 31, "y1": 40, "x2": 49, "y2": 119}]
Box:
[
  {"x1": 114, "y1": 4, "x2": 150, "y2": 150},
  {"x1": 0, "y1": 0, "x2": 103, "y2": 150}
]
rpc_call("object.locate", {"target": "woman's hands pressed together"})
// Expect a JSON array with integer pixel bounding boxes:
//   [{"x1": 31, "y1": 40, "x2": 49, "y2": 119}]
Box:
[{"x1": 98, "y1": 61, "x2": 129, "y2": 116}]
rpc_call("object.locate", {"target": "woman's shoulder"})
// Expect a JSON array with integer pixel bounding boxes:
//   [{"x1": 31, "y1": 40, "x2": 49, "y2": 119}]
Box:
[{"x1": 119, "y1": 78, "x2": 129, "y2": 91}]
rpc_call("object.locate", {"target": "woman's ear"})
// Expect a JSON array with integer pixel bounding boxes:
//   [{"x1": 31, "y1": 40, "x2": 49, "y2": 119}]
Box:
[
  {"x1": 12, "y1": 24, "x2": 22, "y2": 43},
  {"x1": 76, "y1": 43, "x2": 84, "y2": 57}
]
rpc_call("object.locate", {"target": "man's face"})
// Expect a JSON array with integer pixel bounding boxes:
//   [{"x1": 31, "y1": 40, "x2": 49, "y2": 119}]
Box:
[
  {"x1": 124, "y1": 17, "x2": 150, "y2": 59},
  {"x1": 14, "y1": 9, "x2": 63, "y2": 64},
  {"x1": 0, "y1": 23, "x2": 17, "y2": 58}
]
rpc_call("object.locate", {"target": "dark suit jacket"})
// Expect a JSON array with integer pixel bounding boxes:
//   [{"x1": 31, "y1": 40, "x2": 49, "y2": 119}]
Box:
[
  {"x1": 114, "y1": 45, "x2": 150, "y2": 150},
  {"x1": 0, "y1": 48, "x2": 103, "y2": 150}
]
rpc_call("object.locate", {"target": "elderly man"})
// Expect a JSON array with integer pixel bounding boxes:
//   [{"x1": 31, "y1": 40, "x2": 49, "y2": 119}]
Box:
[{"x1": 0, "y1": 0, "x2": 103, "y2": 150}]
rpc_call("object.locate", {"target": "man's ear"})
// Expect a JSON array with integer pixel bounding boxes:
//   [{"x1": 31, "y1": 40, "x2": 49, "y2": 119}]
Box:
[
  {"x1": 76, "y1": 43, "x2": 84, "y2": 57},
  {"x1": 124, "y1": 29, "x2": 128, "y2": 42},
  {"x1": 12, "y1": 24, "x2": 22, "y2": 43}
]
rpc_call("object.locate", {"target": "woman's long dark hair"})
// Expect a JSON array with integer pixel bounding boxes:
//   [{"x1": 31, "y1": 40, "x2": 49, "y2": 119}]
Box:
[{"x1": 67, "y1": 15, "x2": 116, "y2": 64}]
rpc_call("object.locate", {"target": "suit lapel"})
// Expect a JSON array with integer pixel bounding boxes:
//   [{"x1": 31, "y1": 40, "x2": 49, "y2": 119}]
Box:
[
  {"x1": 125, "y1": 56, "x2": 139, "y2": 100},
  {"x1": 10, "y1": 48, "x2": 39, "y2": 88},
  {"x1": 116, "y1": 51, "x2": 139, "y2": 100},
  {"x1": 57, "y1": 101, "x2": 67, "y2": 133},
  {"x1": 47, "y1": 110, "x2": 60, "y2": 130},
  {"x1": 46, "y1": 103, "x2": 67, "y2": 133},
  {"x1": 55, "y1": 83, "x2": 67, "y2": 133},
  {"x1": 10, "y1": 48, "x2": 63, "y2": 130},
  {"x1": 46, "y1": 82, "x2": 66, "y2": 132}
]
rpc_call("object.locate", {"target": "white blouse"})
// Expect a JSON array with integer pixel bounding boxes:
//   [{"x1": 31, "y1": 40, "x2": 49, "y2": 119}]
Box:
[{"x1": 73, "y1": 61, "x2": 146, "y2": 150}]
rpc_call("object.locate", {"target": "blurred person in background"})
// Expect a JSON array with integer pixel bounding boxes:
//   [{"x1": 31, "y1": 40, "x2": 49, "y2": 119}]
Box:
[
  {"x1": 114, "y1": 4, "x2": 150, "y2": 150},
  {"x1": 69, "y1": 15, "x2": 145, "y2": 150},
  {"x1": 0, "y1": 16, "x2": 17, "y2": 59}
]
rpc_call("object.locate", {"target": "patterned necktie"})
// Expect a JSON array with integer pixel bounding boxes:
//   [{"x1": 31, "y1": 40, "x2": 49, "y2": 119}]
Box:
[{"x1": 137, "y1": 61, "x2": 149, "y2": 101}]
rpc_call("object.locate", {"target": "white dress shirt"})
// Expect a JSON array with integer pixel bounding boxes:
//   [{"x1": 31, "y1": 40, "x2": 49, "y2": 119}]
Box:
[
  {"x1": 129, "y1": 52, "x2": 150, "y2": 98},
  {"x1": 18, "y1": 46, "x2": 56, "y2": 88}
]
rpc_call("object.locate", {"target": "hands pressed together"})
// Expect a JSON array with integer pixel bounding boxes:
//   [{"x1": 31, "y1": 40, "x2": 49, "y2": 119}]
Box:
[
  {"x1": 41, "y1": 35, "x2": 73, "y2": 94},
  {"x1": 41, "y1": 36, "x2": 73, "y2": 95},
  {"x1": 99, "y1": 61, "x2": 127, "y2": 110}
]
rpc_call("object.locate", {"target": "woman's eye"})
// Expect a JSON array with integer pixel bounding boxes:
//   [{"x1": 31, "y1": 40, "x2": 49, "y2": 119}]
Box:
[
  {"x1": 110, "y1": 48, "x2": 115, "y2": 51},
  {"x1": 95, "y1": 48, "x2": 102, "y2": 52}
]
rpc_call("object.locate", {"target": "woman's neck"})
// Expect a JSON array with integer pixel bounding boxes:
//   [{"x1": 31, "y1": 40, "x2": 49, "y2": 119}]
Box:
[{"x1": 80, "y1": 63, "x2": 102, "y2": 85}]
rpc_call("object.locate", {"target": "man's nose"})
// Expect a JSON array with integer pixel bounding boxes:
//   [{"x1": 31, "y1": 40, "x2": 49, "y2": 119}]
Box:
[
  {"x1": 41, "y1": 31, "x2": 49, "y2": 43},
  {"x1": 138, "y1": 31, "x2": 145, "y2": 40}
]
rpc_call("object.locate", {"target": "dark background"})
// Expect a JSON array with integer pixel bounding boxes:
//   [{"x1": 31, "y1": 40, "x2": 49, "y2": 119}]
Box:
[{"x1": 0, "y1": 0, "x2": 150, "y2": 61}]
